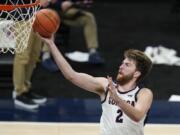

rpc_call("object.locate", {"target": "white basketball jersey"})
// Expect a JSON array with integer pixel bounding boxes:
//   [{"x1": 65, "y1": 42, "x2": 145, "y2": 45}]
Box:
[{"x1": 100, "y1": 85, "x2": 146, "y2": 135}]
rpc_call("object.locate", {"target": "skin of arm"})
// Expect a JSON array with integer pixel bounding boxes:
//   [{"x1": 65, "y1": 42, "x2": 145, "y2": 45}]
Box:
[
  {"x1": 107, "y1": 77, "x2": 153, "y2": 122},
  {"x1": 42, "y1": 37, "x2": 108, "y2": 96}
]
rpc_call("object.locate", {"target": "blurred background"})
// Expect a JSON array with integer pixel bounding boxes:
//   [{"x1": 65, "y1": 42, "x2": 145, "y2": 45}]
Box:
[{"x1": 0, "y1": 0, "x2": 180, "y2": 124}]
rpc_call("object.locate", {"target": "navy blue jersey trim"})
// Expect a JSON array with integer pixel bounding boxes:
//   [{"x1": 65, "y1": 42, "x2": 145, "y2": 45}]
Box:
[
  {"x1": 117, "y1": 86, "x2": 138, "y2": 94},
  {"x1": 101, "y1": 89, "x2": 109, "y2": 104}
]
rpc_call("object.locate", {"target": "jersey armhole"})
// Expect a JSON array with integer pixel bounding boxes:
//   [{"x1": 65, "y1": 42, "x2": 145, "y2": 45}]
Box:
[
  {"x1": 135, "y1": 86, "x2": 143, "y2": 102},
  {"x1": 101, "y1": 87, "x2": 109, "y2": 104}
]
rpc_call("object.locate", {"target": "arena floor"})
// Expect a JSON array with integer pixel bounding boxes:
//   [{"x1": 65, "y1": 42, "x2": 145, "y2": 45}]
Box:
[{"x1": 0, "y1": 122, "x2": 179, "y2": 135}]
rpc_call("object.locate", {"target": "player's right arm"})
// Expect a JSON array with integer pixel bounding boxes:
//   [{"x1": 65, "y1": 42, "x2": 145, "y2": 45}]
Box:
[{"x1": 42, "y1": 37, "x2": 108, "y2": 96}]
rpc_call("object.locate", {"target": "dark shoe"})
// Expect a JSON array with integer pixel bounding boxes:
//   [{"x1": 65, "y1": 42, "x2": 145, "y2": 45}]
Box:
[
  {"x1": 24, "y1": 91, "x2": 47, "y2": 104},
  {"x1": 41, "y1": 58, "x2": 59, "y2": 72},
  {"x1": 14, "y1": 93, "x2": 39, "y2": 110},
  {"x1": 25, "y1": 91, "x2": 47, "y2": 104},
  {"x1": 88, "y1": 52, "x2": 105, "y2": 65}
]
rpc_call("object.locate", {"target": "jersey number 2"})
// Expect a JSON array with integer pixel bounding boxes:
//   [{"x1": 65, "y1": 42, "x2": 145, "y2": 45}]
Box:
[{"x1": 116, "y1": 109, "x2": 123, "y2": 123}]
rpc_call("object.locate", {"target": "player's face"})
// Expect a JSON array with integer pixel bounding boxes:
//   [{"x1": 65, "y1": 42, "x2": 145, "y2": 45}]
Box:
[{"x1": 116, "y1": 58, "x2": 138, "y2": 85}]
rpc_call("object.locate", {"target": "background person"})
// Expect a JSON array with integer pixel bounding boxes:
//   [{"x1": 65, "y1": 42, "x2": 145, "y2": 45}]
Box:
[{"x1": 41, "y1": 0, "x2": 105, "y2": 72}]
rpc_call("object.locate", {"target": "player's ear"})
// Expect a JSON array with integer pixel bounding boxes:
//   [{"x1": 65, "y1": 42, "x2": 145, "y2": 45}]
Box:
[{"x1": 134, "y1": 71, "x2": 141, "y2": 78}]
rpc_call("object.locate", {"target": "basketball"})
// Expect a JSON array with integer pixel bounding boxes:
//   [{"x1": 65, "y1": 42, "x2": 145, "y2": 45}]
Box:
[{"x1": 33, "y1": 8, "x2": 60, "y2": 38}]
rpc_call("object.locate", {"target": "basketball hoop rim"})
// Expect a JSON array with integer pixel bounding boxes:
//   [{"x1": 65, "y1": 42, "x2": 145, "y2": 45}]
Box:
[{"x1": 0, "y1": 0, "x2": 40, "y2": 11}]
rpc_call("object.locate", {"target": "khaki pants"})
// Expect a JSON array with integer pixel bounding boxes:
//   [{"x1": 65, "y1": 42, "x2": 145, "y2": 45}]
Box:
[
  {"x1": 62, "y1": 8, "x2": 99, "y2": 49},
  {"x1": 13, "y1": 30, "x2": 43, "y2": 95}
]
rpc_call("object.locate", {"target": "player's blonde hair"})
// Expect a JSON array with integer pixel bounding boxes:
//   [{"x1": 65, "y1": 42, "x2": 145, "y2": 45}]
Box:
[{"x1": 124, "y1": 49, "x2": 152, "y2": 82}]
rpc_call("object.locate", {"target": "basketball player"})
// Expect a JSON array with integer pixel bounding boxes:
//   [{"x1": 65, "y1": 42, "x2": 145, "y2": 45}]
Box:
[{"x1": 42, "y1": 37, "x2": 153, "y2": 135}]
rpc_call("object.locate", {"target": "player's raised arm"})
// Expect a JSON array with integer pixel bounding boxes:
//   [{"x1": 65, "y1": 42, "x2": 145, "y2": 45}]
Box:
[{"x1": 42, "y1": 37, "x2": 107, "y2": 96}]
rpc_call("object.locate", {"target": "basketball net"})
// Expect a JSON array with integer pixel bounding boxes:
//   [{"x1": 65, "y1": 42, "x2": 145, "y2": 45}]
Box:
[{"x1": 0, "y1": 0, "x2": 40, "y2": 54}]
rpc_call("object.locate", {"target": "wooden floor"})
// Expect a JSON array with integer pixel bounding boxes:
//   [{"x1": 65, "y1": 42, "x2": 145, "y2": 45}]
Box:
[{"x1": 0, "y1": 122, "x2": 179, "y2": 135}]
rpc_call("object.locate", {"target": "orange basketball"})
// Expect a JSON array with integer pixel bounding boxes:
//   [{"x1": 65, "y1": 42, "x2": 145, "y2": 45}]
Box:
[{"x1": 33, "y1": 9, "x2": 60, "y2": 38}]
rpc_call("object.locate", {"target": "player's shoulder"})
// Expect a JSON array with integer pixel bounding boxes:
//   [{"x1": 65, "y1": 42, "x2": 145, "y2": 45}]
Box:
[
  {"x1": 139, "y1": 87, "x2": 153, "y2": 97},
  {"x1": 140, "y1": 87, "x2": 152, "y2": 92}
]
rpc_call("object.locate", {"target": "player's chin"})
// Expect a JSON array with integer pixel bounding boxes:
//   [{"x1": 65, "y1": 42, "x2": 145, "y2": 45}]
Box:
[{"x1": 116, "y1": 74, "x2": 122, "y2": 82}]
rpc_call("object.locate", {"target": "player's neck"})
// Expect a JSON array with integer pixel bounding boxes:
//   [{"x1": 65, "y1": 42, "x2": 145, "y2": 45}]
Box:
[{"x1": 117, "y1": 81, "x2": 137, "y2": 92}]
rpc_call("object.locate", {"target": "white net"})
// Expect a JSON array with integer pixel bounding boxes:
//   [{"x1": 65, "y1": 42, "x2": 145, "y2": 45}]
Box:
[{"x1": 0, "y1": 0, "x2": 40, "y2": 54}]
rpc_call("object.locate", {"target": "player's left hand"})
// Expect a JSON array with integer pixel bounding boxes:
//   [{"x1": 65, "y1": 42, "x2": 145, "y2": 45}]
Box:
[{"x1": 107, "y1": 76, "x2": 119, "y2": 101}]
